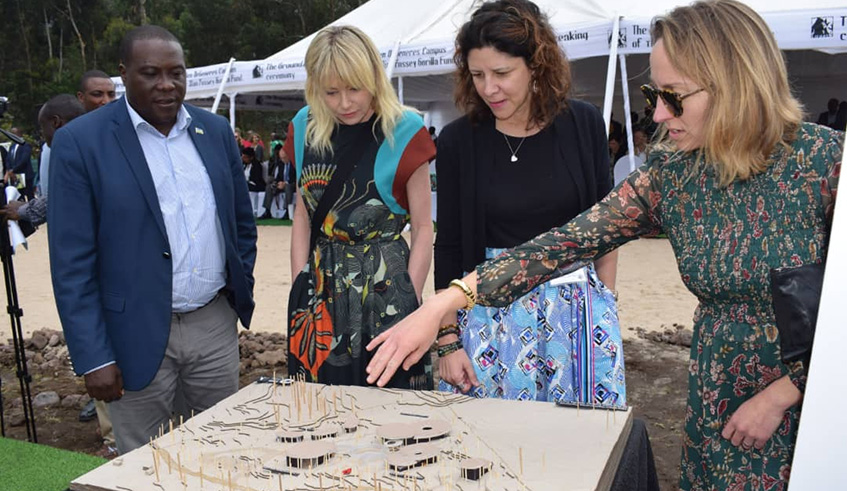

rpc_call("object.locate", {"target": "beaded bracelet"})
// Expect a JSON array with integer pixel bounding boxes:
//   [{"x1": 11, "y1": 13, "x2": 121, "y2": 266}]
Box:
[
  {"x1": 449, "y1": 279, "x2": 476, "y2": 310},
  {"x1": 436, "y1": 327, "x2": 461, "y2": 339},
  {"x1": 436, "y1": 340, "x2": 463, "y2": 358}
]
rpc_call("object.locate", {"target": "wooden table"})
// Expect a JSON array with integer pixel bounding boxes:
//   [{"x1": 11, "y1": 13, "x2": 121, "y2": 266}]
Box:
[{"x1": 71, "y1": 381, "x2": 632, "y2": 490}]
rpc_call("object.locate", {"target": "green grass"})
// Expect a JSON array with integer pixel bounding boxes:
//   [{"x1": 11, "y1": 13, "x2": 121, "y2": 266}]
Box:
[
  {"x1": 0, "y1": 437, "x2": 106, "y2": 491},
  {"x1": 256, "y1": 218, "x2": 292, "y2": 226}
]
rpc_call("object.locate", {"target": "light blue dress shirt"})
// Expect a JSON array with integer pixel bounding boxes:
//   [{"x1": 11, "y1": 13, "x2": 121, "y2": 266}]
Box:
[
  {"x1": 39, "y1": 143, "x2": 50, "y2": 197},
  {"x1": 125, "y1": 97, "x2": 226, "y2": 312}
]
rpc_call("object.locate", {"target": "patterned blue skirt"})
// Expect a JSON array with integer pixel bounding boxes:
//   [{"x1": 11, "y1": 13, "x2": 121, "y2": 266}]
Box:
[{"x1": 439, "y1": 248, "x2": 627, "y2": 409}]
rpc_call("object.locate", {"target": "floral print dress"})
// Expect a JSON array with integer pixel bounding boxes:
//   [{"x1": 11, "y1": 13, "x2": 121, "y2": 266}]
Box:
[
  {"x1": 475, "y1": 123, "x2": 842, "y2": 490},
  {"x1": 285, "y1": 109, "x2": 435, "y2": 389}
]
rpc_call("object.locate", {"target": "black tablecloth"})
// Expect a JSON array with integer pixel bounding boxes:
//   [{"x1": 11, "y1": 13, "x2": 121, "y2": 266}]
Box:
[{"x1": 611, "y1": 418, "x2": 661, "y2": 491}]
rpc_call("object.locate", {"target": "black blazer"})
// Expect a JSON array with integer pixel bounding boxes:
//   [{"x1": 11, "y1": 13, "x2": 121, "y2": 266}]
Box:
[{"x1": 433, "y1": 100, "x2": 612, "y2": 289}]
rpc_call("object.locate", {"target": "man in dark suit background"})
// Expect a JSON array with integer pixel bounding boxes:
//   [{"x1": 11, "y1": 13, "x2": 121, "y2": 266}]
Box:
[
  {"x1": 817, "y1": 98, "x2": 839, "y2": 129},
  {"x1": 4, "y1": 127, "x2": 34, "y2": 200},
  {"x1": 0, "y1": 95, "x2": 85, "y2": 226},
  {"x1": 48, "y1": 25, "x2": 257, "y2": 454}
]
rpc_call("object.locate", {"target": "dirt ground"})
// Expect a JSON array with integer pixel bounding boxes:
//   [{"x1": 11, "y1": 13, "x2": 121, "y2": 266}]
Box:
[{"x1": 0, "y1": 227, "x2": 697, "y2": 490}]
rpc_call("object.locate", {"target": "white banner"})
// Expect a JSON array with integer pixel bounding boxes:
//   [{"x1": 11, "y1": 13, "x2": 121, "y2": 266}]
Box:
[
  {"x1": 615, "y1": 8, "x2": 847, "y2": 55},
  {"x1": 110, "y1": 7, "x2": 846, "y2": 101}
]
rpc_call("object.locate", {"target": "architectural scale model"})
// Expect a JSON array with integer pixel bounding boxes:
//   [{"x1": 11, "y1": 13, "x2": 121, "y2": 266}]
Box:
[{"x1": 71, "y1": 378, "x2": 632, "y2": 490}]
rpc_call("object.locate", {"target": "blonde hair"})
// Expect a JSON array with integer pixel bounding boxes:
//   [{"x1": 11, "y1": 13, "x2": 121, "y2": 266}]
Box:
[
  {"x1": 304, "y1": 25, "x2": 408, "y2": 156},
  {"x1": 651, "y1": 0, "x2": 803, "y2": 186}
]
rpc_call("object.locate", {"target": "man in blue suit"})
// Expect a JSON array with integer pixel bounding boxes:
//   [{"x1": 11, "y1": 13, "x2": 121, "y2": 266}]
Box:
[{"x1": 48, "y1": 25, "x2": 257, "y2": 454}]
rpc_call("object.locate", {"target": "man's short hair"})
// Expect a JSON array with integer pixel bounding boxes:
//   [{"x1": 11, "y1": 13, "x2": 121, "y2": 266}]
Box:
[
  {"x1": 241, "y1": 147, "x2": 256, "y2": 158},
  {"x1": 41, "y1": 94, "x2": 85, "y2": 123},
  {"x1": 79, "y1": 70, "x2": 113, "y2": 92},
  {"x1": 119, "y1": 25, "x2": 181, "y2": 66}
]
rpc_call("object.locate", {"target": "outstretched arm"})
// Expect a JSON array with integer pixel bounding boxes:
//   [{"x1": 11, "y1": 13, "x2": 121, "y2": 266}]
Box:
[{"x1": 366, "y1": 163, "x2": 665, "y2": 385}]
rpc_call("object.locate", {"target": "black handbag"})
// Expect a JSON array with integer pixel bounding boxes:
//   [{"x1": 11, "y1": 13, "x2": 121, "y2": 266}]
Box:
[
  {"x1": 769, "y1": 262, "x2": 825, "y2": 365},
  {"x1": 287, "y1": 131, "x2": 372, "y2": 377}
]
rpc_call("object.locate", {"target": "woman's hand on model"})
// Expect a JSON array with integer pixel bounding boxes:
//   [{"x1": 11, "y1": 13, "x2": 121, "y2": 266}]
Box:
[
  {"x1": 366, "y1": 286, "x2": 467, "y2": 386},
  {"x1": 438, "y1": 347, "x2": 479, "y2": 393},
  {"x1": 722, "y1": 375, "x2": 802, "y2": 450}
]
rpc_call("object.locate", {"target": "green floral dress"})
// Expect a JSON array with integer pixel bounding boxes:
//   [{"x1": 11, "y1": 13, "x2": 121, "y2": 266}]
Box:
[{"x1": 475, "y1": 123, "x2": 842, "y2": 490}]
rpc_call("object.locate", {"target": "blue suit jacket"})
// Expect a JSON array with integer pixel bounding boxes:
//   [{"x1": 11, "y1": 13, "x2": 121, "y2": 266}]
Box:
[{"x1": 47, "y1": 99, "x2": 257, "y2": 391}]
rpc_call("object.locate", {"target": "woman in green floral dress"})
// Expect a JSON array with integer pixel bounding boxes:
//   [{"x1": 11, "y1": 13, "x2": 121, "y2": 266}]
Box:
[{"x1": 366, "y1": 1, "x2": 843, "y2": 488}]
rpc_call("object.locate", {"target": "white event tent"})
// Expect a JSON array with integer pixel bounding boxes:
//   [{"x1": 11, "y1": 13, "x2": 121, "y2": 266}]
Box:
[{"x1": 112, "y1": 1, "x2": 847, "y2": 112}]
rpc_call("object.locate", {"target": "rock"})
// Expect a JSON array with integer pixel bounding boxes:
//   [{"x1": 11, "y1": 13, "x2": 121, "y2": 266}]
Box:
[
  {"x1": 653, "y1": 377, "x2": 673, "y2": 387},
  {"x1": 55, "y1": 346, "x2": 69, "y2": 360},
  {"x1": 11, "y1": 397, "x2": 22, "y2": 408},
  {"x1": 78, "y1": 395, "x2": 91, "y2": 408},
  {"x1": 0, "y1": 348, "x2": 14, "y2": 366},
  {"x1": 44, "y1": 358, "x2": 62, "y2": 370},
  {"x1": 62, "y1": 394, "x2": 82, "y2": 408},
  {"x1": 33, "y1": 353, "x2": 44, "y2": 364},
  {"x1": 254, "y1": 349, "x2": 286, "y2": 367},
  {"x1": 48, "y1": 334, "x2": 60, "y2": 347},
  {"x1": 9, "y1": 412, "x2": 25, "y2": 427},
  {"x1": 669, "y1": 329, "x2": 693, "y2": 347},
  {"x1": 30, "y1": 333, "x2": 49, "y2": 350},
  {"x1": 32, "y1": 391, "x2": 61, "y2": 408}
]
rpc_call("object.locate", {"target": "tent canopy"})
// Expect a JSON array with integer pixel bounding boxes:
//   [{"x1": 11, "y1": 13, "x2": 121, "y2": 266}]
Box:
[
  {"x1": 111, "y1": 0, "x2": 847, "y2": 122},
  {"x1": 248, "y1": 0, "x2": 847, "y2": 94}
]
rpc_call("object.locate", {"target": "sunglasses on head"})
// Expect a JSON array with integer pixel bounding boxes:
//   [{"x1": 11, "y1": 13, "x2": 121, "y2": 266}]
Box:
[{"x1": 640, "y1": 84, "x2": 704, "y2": 118}]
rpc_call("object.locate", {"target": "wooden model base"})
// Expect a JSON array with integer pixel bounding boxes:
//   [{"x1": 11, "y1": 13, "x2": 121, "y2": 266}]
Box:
[{"x1": 70, "y1": 380, "x2": 632, "y2": 490}]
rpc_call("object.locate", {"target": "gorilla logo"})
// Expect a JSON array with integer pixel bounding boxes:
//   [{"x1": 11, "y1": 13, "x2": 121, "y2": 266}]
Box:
[
  {"x1": 811, "y1": 17, "x2": 833, "y2": 38},
  {"x1": 252, "y1": 65, "x2": 264, "y2": 79},
  {"x1": 607, "y1": 28, "x2": 627, "y2": 49}
]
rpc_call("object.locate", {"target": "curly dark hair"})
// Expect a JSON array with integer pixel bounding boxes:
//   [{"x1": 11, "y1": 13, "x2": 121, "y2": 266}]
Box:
[{"x1": 453, "y1": 0, "x2": 571, "y2": 127}]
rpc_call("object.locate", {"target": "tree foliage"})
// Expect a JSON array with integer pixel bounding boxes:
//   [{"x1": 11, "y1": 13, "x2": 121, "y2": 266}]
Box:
[{"x1": 0, "y1": 0, "x2": 368, "y2": 134}]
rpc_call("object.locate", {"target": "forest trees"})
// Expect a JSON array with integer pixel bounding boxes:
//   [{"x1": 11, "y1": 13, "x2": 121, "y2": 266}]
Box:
[{"x1": 0, "y1": 0, "x2": 367, "y2": 133}]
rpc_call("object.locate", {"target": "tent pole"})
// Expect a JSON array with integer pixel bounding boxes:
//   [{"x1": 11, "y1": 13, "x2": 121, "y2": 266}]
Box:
[
  {"x1": 602, "y1": 15, "x2": 622, "y2": 137},
  {"x1": 228, "y1": 92, "x2": 238, "y2": 131},
  {"x1": 212, "y1": 57, "x2": 236, "y2": 114},
  {"x1": 398, "y1": 77, "x2": 404, "y2": 105},
  {"x1": 385, "y1": 40, "x2": 402, "y2": 79},
  {"x1": 619, "y1": 53, "x2": 636, "y2": 173}
]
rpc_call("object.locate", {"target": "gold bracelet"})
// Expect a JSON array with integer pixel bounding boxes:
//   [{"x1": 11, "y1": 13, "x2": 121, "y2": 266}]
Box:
[
  {"x1": 448, "y1": 279, "x2": 476, "y2": 310},
  {"x1": 438, "y1": 323, "x2": 458, "y2": 332}
]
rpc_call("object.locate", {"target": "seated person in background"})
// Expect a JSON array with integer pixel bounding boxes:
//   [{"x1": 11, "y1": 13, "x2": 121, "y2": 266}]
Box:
[
  {"x1": 261, "y1": 143, "x2": 294, "y2": 219},
  {"x1": 242, "y1": 146, "x2": 266, "y2": 217},
  {"x1": 613, "y1": 124, "x2": 649, "y2": 185}
]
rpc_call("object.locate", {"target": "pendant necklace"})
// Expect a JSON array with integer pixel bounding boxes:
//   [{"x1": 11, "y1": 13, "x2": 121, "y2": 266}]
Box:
[{"x1": 502, "y1": 132, "x2": 527, "y2": 162}]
